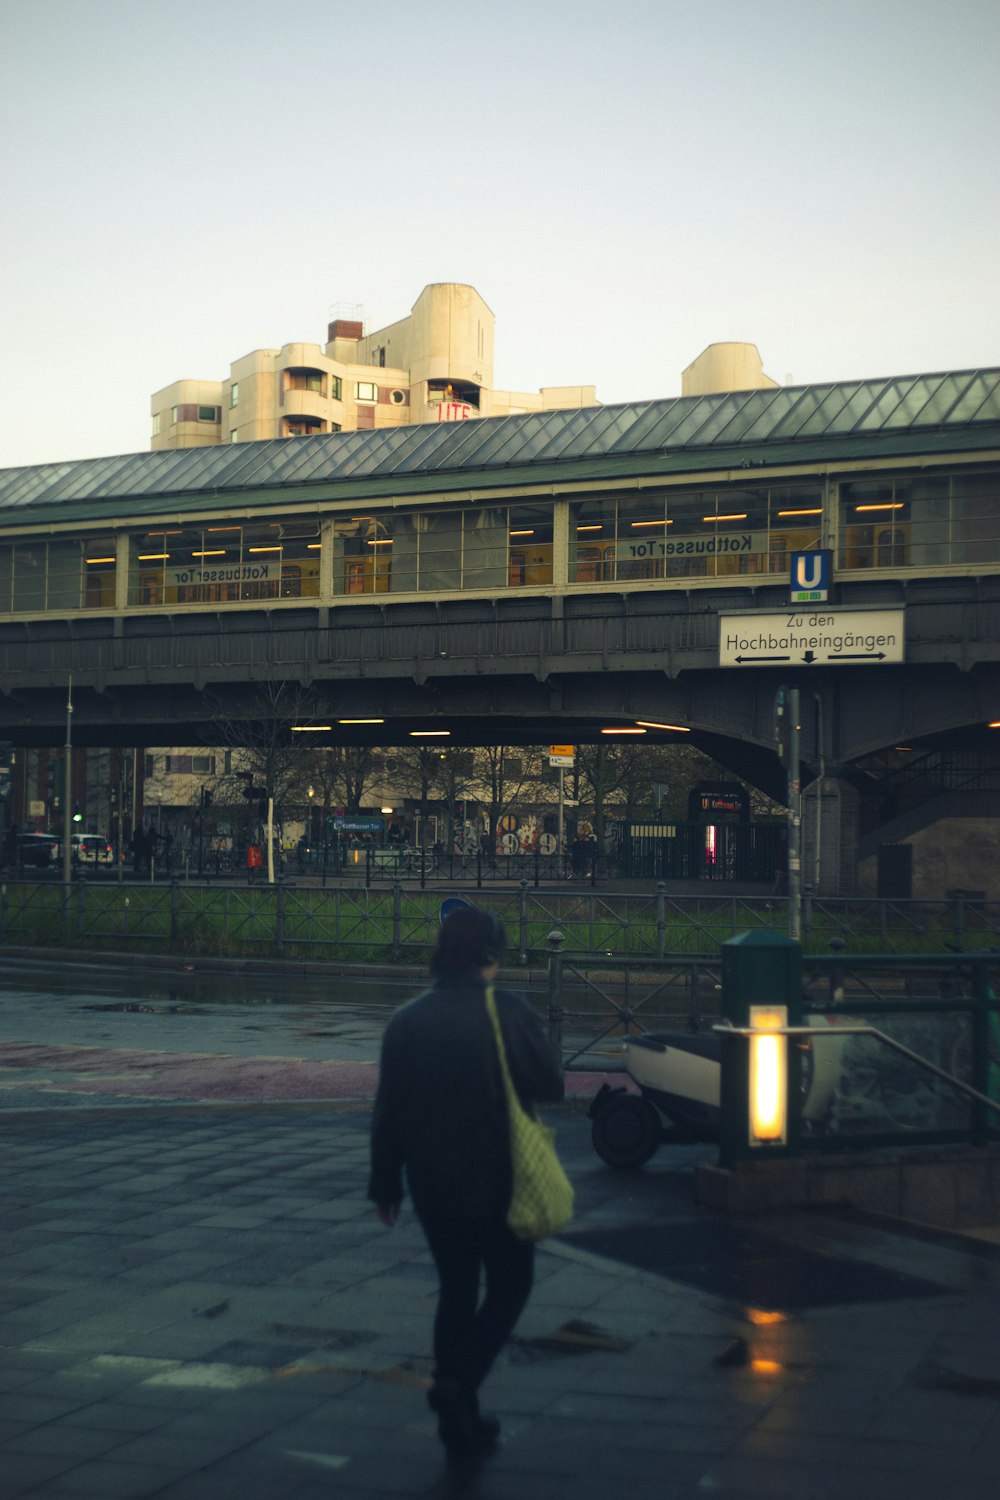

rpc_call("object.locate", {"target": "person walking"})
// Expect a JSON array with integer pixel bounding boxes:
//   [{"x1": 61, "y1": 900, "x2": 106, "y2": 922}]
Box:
[{"x1": 368, "y1": 906, "x2": 564, "y2": 1457}]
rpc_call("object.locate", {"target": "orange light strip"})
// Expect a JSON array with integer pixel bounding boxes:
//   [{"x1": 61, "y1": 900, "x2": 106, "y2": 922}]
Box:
[
  {"x1": 855, "y1": 503, "x2": 905, "y2": 512},
  {"x1": 703, "y1": 514, "x2": 748, "y2": 523},
  {"x1": 630, "y1": 519, "x2": 672, "y2": 527},
  {"x1": 776, "y1": 508, "x2": 823, "y2": 517},
  {"x1": 85, "y1": 557, "x2": 116, "y2": 565},
  {"x1": 601, "y1": 727, "x2": 646, "y2": 735},
  {"x1": 191, "y1": 550, "x2": 226, "y2": 558}
]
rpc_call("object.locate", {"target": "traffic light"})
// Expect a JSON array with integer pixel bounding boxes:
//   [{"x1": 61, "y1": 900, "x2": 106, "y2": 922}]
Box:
[
  {"x1": 0, "y1": 742, "x2": 10, "y2": 803},
  {"x1": 242, "y1": 785, "x2": 268, "y2": 818},
  {"x1": 72, "y1": 804, "x2": 83, "y2": 824},
  {"x1": 45, "y1": 758, "x2": 65, "y2": 811}
]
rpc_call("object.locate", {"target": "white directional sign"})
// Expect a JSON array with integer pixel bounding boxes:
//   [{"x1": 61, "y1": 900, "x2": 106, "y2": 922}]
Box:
[{"x1": 719, "y1": 608, "x2": 905, "y2": 668}]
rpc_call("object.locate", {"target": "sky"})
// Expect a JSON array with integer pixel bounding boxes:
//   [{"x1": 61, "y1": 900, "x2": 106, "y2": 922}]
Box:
[{"x1": 0, "y1": 0, "x2": 998, "y2": 470}]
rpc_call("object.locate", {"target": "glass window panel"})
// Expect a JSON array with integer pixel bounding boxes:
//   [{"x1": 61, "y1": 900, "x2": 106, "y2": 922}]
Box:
[
  {"x1": 839, "y1": 481, "x2": 908, "y2": 568},
  {"x1": 46, "y1": 541, "x2": 85, "y2": 611},
  {"x1": 618, "y1": 494, "x2": 670, "y2": 580},
  {"x1": 83, "y1": 536, "x2": 116, "y2": 608},
  {"x1": 951, "y1": 473, "x2": 1000, "y2": 565},
  {"x1": 506, "y1": 505, "x2": 552, "y2": 585},
  {"x1": 464, "y1": 508, "x2": 510, "y2": 589},
  {"x1": 12, "y1": 543, "x2": 48, "y2": 611},
  {"x1": 569, "y1": 497, "x2": 616, "y2": 582},
  {"x1": 769, "y1": 486, "x2": 823, "y2": 574},
  {"x1": 417, "y1": 511, "x2": 464, "y2": 591}
]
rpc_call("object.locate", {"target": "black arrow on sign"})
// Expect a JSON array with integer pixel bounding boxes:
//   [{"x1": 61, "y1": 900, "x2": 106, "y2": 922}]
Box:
[
  {"x1": 803, "y1": 651, "x2": 816, "y2": 664},
  {"x1": 734, "y1": 655, "x2": 790, "y2": 664},
  {"x1": 827, "y1": 652, "x2": 888, "y2": 661}
]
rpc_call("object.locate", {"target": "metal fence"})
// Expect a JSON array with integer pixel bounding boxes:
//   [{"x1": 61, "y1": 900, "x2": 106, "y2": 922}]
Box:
[
  {"x1": 545, "y1": 944, "x2": 1000, "y2": 1152},
  {"x1": 2, "y1": 877, "x2": 1000, "y2": 964}
]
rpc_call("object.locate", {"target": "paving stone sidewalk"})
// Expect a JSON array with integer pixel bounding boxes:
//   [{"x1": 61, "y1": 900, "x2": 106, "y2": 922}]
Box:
[{"x1": 3, "y1": 1103, "x2": 1000, "y2": 1500}]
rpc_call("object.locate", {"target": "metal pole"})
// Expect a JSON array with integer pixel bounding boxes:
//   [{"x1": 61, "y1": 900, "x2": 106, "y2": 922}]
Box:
[
  {"x1": 788, "y1": 686, "x2": 802, "y2": 942},
  {"x1": 557, "y1": 767, "x2": 565, "y2": 878},
  {"x1": 266, "y1": 796, "x2": 275, "y2": 884},
  {"x1": 62, "y1": 676, "x2": 73, "y2": 893}
]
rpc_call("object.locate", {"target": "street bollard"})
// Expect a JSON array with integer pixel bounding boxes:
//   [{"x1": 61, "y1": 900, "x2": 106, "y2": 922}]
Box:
[{"x1": 718, "y1": 929, "x2": 802, "y2": 1168}]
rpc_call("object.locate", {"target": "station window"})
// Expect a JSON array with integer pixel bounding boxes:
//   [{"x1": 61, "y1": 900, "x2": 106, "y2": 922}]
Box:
[
  {"x1": 230, "y1": 383, "x2": 239, "y2": 407},
  {"x1": 126, "y1": 518, "x2": 320, "y2": 606},
  {"x1": 356, "y1": 382, "x2": 378, "y2": 403}
]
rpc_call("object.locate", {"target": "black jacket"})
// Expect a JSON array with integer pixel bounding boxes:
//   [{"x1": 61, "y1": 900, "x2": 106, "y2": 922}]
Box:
[{"x1": 368, "y1": 973, "x2": 564, "y2": 1219}]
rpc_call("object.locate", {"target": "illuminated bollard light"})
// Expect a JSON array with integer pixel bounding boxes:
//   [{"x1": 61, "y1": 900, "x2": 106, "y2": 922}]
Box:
[{"x1": 748, "y1": 1005, "x2": 787, "y2": 1146}]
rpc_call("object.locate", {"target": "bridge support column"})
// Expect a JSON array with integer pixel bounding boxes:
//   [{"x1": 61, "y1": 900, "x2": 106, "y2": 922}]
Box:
[{"x1": 801, "y1": 775, "x2": 860, "y2": 896}]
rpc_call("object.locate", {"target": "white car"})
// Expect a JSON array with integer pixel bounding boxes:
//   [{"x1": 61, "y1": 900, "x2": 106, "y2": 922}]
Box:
[{"x1": 72, "y1": 834, "x2": 114, "y2": 865}]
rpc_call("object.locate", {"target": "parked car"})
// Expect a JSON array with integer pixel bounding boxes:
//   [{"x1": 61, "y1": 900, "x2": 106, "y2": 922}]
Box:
[
  {"x1": 15, "y1": 832, "x2": 62, "y2": 868},
  {"x1": 72, "y1": 833, "x2": 114, "y2": 866}
]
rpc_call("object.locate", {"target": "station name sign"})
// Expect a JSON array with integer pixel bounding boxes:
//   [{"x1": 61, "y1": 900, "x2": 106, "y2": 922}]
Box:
[
  {"x1": 719, "y1": 608, "x2": 905, "y2": 667},
  {"x1": 623, "y1": 532, "x2": 767, "y2": 561},
  {"x1": 167, "y1": 562, "x2": 277, "y2": 587}
]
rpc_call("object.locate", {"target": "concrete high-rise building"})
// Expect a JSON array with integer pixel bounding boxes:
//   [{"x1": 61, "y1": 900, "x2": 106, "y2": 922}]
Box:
[{"x1": 151, "y1": 283, "x2": 600, "y2": 450}]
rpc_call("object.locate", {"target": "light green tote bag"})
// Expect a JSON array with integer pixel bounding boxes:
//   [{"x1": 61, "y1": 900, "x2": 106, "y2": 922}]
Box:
[{"x1": 486, "y1": 985, "x2": 574, "y2": 1240}]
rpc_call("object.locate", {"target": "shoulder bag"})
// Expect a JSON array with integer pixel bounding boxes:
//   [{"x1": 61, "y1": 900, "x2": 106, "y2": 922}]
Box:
[{"x1": 485, "y1": 985, "x2": 574, "y2": 1240}]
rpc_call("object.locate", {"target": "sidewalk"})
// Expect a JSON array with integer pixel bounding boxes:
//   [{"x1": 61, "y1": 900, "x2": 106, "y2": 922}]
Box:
[{"x1": 4, "y1": 1095, "x2": 1000, "y2": 1500}]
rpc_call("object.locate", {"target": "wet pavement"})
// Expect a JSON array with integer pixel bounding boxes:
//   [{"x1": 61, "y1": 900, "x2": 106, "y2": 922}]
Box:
[{"x1": 2, "y1": 955, "x2": 1000, "y2": 1499}]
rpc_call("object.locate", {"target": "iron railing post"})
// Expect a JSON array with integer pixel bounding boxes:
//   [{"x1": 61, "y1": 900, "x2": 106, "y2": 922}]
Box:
[
  {"x1": 171, "y1": 879, "x2": 180, "y2": 945},
  {"x1": 77, "y1": 874, "x2": 86, "y2": 939},
  {"x1": 518, "y1": 879, "x2": 529, "y2": 966},
  {"x1": 656, "y1": 881, "x2": 666, "y2": 959},
  {"x1": 971, "y1": 958, "x2": 992, "y2": 1146},
  {"x1": 392, "y1": 880, "x2": 402, "y2": 961},
  {"x1": 276, "y1": 877, "x2": 286, "y2": 956},
  {"x1": 546, "y1": 929, "x2": 565, "y2": 1063}
]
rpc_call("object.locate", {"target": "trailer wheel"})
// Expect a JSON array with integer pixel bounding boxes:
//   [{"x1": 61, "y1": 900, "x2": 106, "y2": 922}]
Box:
[{"x1": 591, "y1": 1094, "x2": 661, "y2": 1168}]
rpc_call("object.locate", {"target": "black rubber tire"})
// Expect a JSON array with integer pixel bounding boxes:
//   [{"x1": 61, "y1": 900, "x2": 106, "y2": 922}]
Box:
[{"x1": 590, "y1": 1094, "x2": 662, "y2": 1168}]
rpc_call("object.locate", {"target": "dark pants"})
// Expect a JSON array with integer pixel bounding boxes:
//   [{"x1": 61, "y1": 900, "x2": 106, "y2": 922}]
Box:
[{"x1": 418, "y1": 1212, "x2": 534, "y2": 1399}]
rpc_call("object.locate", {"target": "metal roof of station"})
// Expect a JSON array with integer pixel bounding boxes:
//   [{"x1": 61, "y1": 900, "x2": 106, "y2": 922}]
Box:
[{"x1": 1, "y1": 367, "x2": 998, "y2": 525}]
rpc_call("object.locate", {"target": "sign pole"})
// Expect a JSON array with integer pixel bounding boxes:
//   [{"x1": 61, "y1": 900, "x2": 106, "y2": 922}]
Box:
[
  {"x1": 62, "y1": 676, "x2": 73, "y2": 892},
  {"x1": 788, "y1": 687, "x2": 802, "y2": 941},
  {"x1": 558, "y1": 767, "x2": 565, "y2": 873}
]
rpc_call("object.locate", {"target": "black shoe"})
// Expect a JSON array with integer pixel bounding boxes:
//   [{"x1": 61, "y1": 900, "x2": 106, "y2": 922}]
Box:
[
  {"x1": 429, "y1": 1378, "x2": 478, "y2": 1455},
  {"x1": 428, "y1": 1380, "x2": 500, "y2": 1455}
]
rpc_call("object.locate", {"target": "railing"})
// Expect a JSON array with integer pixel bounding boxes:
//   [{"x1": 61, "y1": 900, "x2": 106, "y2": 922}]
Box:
[
  {"x1": 543, "y1": 942, "x2": 1000, "y2": 1153},
  {"x1": 3, "y1": 879, "x2": 1000, "y2": 964}
]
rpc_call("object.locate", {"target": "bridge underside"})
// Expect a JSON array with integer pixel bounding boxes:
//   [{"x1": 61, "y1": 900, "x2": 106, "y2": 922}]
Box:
[{"x1": 2, "y1": 586, "x2": 1000, "y2": 800}]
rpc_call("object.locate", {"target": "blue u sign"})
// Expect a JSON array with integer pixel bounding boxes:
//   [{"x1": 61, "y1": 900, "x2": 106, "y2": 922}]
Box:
[{"x1": 790, "y1": 550, "x2": 831, "y2": 602}]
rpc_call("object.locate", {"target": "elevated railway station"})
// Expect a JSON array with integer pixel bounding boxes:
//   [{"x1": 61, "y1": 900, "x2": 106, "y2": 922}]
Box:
[{"x1": 1, "y1": 366, "x2": 999, "y2": 894}]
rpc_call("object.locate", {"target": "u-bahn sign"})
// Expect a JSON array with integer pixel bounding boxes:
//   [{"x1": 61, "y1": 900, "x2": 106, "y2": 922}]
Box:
[{"x1": 719, "y1": 608, "x2": 905, "y2": 667}]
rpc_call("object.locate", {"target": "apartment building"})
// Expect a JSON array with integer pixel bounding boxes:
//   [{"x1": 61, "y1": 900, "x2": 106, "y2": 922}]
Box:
[{"x1": 151, "y1": 283, "x2": 599, "y2": 449}]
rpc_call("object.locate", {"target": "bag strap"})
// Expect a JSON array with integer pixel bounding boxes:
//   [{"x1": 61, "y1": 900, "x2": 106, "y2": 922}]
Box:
[{"x1": 485, "y1": 984, "x2": 519, "y2": 1107}]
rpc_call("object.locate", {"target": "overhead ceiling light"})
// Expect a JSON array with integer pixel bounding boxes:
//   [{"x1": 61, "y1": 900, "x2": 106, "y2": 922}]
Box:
[
  {"x1": 291, "y1": 724, "x2": 332, "y2": 732},
  {"x1": 989, "y1": 722, "x2": 1000, "y2": 730},
  {"x1": 636, "y1": 721, "x2": 691, "y2": 732},
  {"x1": 601, "y1": 727, "x2": 646, "y2": 735},
  {"x1": 137, "y1": 553, "x2": 170, "y2": 560},
  {"x1": 855, "y1": 503, "x2": 904, "y2": 512},
  {"x1": 576, "y1": 524, "x2": 603, "y2": 531},
  {"x1": 85, "y1": 556, "x2": 115, "y2": 565},
  {"x1": 630, "y1": 519, "x2": 672, "y2": 527},
  {"x1": 249, "y1": 546, "x2": 282, "y2": 553},
  {"x1": 339, "y1": 717, "x2": 385, "y2": 724},
  {"x1": 703, "y1": 514, "x2": 748, "y2": 523},
  {"x1": 509, "y1": 529, "x2": 534, "y2": 537},
  {"x1": 776, "y1": 508, "x2": 823, "y2": 517},
  {"x1": 191, "y1": 550, "x2": 226, "y2": 558},
  {"x1": 409, "y1": 729, "x2": 451, "y2": 737}
]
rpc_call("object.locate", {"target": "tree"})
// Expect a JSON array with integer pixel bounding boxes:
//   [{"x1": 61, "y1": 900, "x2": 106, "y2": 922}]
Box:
[{"x1": 467, "y1": 746, "x2": 547, "y2": 854}]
